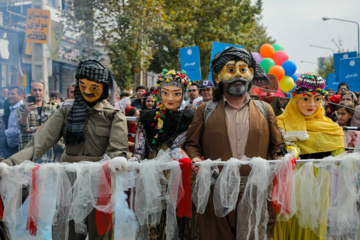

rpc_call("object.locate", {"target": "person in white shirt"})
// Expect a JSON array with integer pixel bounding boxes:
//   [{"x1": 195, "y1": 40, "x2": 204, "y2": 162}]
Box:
[{"x1": 4, "y1": 86, "x2": 24, "y2": 157}]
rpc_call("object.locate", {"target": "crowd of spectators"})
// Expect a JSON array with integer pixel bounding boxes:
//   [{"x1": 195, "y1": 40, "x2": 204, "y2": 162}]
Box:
[
  {"x1": 0, "y1": 79, "x2": 215, "y2": 160},
  {"x1": 1, "y1": 78, "x2": 359, "y2": 161}
]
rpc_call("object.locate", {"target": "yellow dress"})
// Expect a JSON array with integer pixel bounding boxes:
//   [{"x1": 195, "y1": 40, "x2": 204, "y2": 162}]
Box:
[
  {"x1": 274, "y1": 166, "x2": 330, "y2": 240},
  {"x1": 274, "y1": 95, "x2": 344, "y2": 240}
]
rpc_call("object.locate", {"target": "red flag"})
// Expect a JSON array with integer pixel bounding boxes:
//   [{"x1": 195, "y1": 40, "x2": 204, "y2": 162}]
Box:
[
  {"x1": 177, "y1": 158, "x2": 192, "y2": 218},
  {"x1": 26, "y1": 165, "x2": 40, "y2": 236},
  {"x1": 96, "y1": 162, "x2": 113, "y2": 235}
]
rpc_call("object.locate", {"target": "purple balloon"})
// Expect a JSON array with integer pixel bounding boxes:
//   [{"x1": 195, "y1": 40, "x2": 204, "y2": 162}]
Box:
[
  {"x1": 251, "y1": 52, "x2": 263, "y2": 64},
  {"x1": 295, "y1": 71, "x2": 300, "y2": 79}
]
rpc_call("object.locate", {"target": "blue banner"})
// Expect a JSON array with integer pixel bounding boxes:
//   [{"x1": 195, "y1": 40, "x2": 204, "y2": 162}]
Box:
[
  {"x1": 179, "y1": 46, "x2": 201, "y2": 81},
  {"x1": 339, "y1": 57, "x2": 360, "y2": 92},
  {"x1": 334, "y1": 51, "x2": 357, "y2": 82},
  {"x1": 209, "y1": 42, "x2": 243, "y2": 80},
  {"x1": 0, "y1": 27, "x2": 20, "y2": 65},
  {"x1": 325, "y1": 73, "x2": 338, "y2": 90}
]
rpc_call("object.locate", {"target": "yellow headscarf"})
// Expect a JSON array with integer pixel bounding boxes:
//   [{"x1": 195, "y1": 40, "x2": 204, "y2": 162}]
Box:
[{"x1": 277, "y1": 94, "x2": 344, "y2": 155}]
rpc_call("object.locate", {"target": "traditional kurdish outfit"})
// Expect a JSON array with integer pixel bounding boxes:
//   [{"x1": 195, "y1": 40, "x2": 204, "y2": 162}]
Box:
[
  {"x1": 131, "y1": 69, "x2": 198, "y2": 240},
  {"x1": 274, "y1": 73, "x2": 344, "y2": 240}
]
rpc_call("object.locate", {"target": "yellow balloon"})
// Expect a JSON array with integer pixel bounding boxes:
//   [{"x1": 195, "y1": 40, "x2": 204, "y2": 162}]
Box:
[{"x1": 279, "y1": 76, "x2": 294, "y2": 92}]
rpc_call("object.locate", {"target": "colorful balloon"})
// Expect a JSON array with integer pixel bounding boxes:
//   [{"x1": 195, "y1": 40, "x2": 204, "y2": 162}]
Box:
[
  {"x1": 282, "y1": 61, "x2": 297, "y2": 76},
  {"x1": 260, "y1": 44, "x2": 275, "y2": 58},
  {"x1": 290, "y1": 73, "x2": 298, "y2": 81},
  {"x1": 269, "y1": 65, "x2": 285, "y2": 81},
  {"x1": 251, "y1": 52, "x2": 263, "y2": 64},
  {"x1": 273, "y1": 50, "x2": 289, "y2": 66},
  {"x1": 272, "y1": 43, "x2": 285, "y2": 52},
  {"x1": 260, "y1": 58, "x2": 275, "y2": 73},
  {"x1": 279, "y1": 76, "x2": 295, "y2": 92}
]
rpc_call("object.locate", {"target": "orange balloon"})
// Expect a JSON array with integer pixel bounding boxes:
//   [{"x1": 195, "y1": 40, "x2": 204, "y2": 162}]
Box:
[
  {"x1": 260, "y1": 44, "x2": 275, "y2": 58},
  {"x1": 269, "y1": 65, "x2": 285, "y2": 81}
]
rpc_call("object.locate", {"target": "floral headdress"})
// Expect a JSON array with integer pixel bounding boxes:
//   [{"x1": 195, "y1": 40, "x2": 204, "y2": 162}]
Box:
[
  {"x1": 291, "y1": 72, "x2": 328, "y2": 97},
  {"x1": 150, "y1": 69, "x2": 191, "y2": 144}
]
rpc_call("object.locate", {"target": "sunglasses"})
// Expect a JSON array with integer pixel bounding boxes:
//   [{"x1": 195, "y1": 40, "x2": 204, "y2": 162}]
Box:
[
  {"x1": 339, "y1": 88, "x2": 348, "y2": 91},
  {"x1": 188, "y1": 89, "x2": 197, "y2": 92}
]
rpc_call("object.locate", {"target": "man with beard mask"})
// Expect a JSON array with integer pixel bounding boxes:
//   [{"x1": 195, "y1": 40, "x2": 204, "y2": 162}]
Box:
[
  {"x1": 0, "y1": 60, "x2": 130, "y2": 240},
  {"x1": 185, "y1": 47, "x2": 285, "y2": 240}
]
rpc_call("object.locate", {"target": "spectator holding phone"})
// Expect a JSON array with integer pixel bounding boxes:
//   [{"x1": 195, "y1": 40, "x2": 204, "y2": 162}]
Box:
[{"x1": 16, "y1": 80, "x2": 57, "y2": 163}]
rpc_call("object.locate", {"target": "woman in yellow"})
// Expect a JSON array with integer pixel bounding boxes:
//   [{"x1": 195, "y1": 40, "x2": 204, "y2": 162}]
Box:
[{"x1": 274, "y1": 73, "x2": 344, "y2": 240}]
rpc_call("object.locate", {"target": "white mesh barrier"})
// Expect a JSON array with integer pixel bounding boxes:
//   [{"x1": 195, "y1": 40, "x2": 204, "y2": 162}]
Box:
[
  {"x1": 0, "y1": 152, "x2": 360, "y2": 239},
  {"x1": 236, "y1": 157, "x2": 271, "y2": 240}
]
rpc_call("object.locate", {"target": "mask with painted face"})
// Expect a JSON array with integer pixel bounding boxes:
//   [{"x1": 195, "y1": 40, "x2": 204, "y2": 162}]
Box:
[
  {"x1": 160, "y1": 85, "x2": 183, "y2": 111},
  {"x1": 210, "y1": 47, "x2": 269, "y2": 88},
  {"x1": 297, "y1": 92, "x2": 323, "y2": 116},
  {"x1": 79, "y1": 78, "x2": 104, "y2": 103},
  {"x1": 216, "y1": 60, "x2": 254, "y2": 85}
]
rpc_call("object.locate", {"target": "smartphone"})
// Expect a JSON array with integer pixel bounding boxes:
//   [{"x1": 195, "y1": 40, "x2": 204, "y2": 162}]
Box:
[{"x1": 27, "y1": 96, "x2": 35, "y2": 104}]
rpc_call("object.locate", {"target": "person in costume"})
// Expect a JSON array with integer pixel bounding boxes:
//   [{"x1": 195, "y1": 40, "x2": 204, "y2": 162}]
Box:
[
  {"x1": 0, "y1": 59, "x2": 130, "y2": 240},
  {"x1": 185, "y1": 46, "x2": 285, "y2": 240},
  {"x1": 274, "y1": 72, "x2": 345, "y2": 240},
  {"x1": 130, "y1": 69, "x2": 196, "y2": 240}
]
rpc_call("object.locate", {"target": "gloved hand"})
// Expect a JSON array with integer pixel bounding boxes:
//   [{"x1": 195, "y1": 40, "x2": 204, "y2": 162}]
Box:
[
  {"x1": 109, "y1": 157, "x2": 128, "y2": 174},
  {"x1": 286, "y1": 146, "x2": 300, "y2": 159},
  {"x1": 0, "y1": 162, "x2": 9, "y2": 177}
]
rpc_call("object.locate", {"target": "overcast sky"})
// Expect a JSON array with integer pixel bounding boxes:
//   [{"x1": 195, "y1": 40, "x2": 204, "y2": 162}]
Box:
[{"x1": 259, "y1": 0, "x2": 360, "y2": 74}]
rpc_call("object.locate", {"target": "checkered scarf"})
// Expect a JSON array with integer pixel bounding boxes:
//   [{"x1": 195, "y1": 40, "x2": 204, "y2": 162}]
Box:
[{"x1": 65, "y1": 60, "x2": 113, "y2": 146}]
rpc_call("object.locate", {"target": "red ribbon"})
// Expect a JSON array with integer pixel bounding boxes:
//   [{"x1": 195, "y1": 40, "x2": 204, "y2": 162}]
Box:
[
  {"x1": 177, "y1": 158, "x2": 192, "y2": 218},
  {"x1": 0, "y1": 194, "x2": 3, "y2": 220},
  {"x1": 271, "y1": 158, "x2": 296, "y2": 215},
  {"x1": 96, "y1": 162, "x2": 113, "y2": 235},
  {"x1": 26, "y1": 165, "x2": 40, "y2": 236}
]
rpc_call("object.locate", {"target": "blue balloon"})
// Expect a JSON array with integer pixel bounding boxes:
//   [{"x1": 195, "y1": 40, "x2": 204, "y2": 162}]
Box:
[
  {"x1": 290, "y1": 73, "x2": 298, "y2": 81},
  {"x1": 282, "y1": 61, "x2": 297, "y2": 76}
]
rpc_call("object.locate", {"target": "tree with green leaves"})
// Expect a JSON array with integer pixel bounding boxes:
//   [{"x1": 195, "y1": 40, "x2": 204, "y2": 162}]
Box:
[
  {"x1": 60, "y1": 0, "x2": 275, "y2": 88},
  {"x1": 317, "y1": 56, "x2": 334, "y2": 79}
]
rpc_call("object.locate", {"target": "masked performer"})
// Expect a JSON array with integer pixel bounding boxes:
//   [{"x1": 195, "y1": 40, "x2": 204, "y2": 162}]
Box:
[
  {"x1": 131, "y1": 69, "x2": 196, "y2": 240},
  {"x1": 275, "y1": 73, "x2": 344, "y2": 240},
  {"x1": 0, "y1": 59, "x2": 130, "y2": 240},
  {"x1": 185, "y1": 47, "x2": 285, "y2": 240}
]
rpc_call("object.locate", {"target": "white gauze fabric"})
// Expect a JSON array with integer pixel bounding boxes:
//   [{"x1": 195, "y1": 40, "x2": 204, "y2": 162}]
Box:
[
  {"x1": 270, "y1": 154, "x2": 295, "y2": 217},
  {"x1": 134, "y1": 151, "x2": 169, "y2": 226},
  {"x1": 113, "y1": 174, "x2": 138, "y2": 240},
  {"x1": 291, "y1": 161, "x2": 330, "y2": 238},
  {"x1": 192, "y1": 159, "x2": 220, "y2": 214},
  {"x1": 165, "y1": 161, "x2": 183, "y2": 240},
  {"x1": 213, "y1": 158, "x2": 241, "y2": 217},
  {"x1": 328, "y1": 153, "x2": 360, "y2": 236},
  {"x1": 69, "y1": 161, "x2": 104, "y2": 234},
  {"x1": 1, "y1": 161, "x2": 35, "y2": 237},
  {"x1": 52, "y1": 163, "x2": 78, "y2": 240},
  {"x1": 34, "y1": 163, "x2": 62, "y2": 237},
  {"x1": 236, "y1": 157, "x2": 271, "y2": 240}
]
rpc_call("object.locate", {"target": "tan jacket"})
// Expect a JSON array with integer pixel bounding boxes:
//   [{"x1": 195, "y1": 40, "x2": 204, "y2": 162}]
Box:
[
  {"x1": 185, "y1": 98, "x2": 284, "y2": 176},
  {"x1": 4, "y1": 101, "x2": 130, "y2": 166}
]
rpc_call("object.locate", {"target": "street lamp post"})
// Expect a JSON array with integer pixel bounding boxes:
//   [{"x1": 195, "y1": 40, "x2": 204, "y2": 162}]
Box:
[
  {"x1": 309, "y1": 45, "x2": 334, "y2": 54},
  {"x1": 300, "y1": 60, "x2": 317, "y2": 65},
  {"x1": 322, "y1": 17, "x2": 360, "y2": 56}
]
